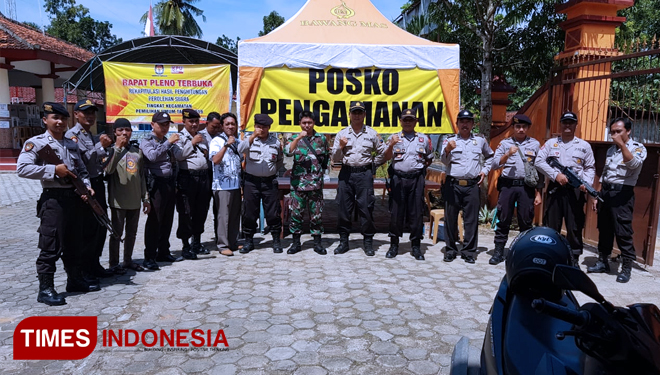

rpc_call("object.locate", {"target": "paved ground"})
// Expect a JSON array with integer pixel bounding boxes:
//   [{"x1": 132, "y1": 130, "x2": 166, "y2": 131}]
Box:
[{"x1": 1, "y1": 172, "x2": 659, "y2": 375}]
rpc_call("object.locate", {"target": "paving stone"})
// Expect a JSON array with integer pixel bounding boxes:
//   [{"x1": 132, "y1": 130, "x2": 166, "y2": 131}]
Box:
[
  {"x1": 321, "y1": 356, "x2": 353, "y2": 372},
  {"x1": 408, "y1": 360, "x2": 440, "y2": 375},
  {"x1": 370, "y1": 341, "x2": 400, "y2": 355},
  {"x1": 293, "y1": 366, "x2": 328, "y2": 375}
]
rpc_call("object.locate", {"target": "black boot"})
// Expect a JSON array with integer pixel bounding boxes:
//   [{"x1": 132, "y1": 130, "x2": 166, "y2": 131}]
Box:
[
  {"x1": 313, "y1": 235, "x2": 326, "y2": 255},
  {"x1": 288, "y1": 233, "x2": 302, "y2": 254},
  {"x1": 489, "y1": 243, "x2": 505, "y2": 265},
  {"x1": 66, "y1": 268, "x2": 100, "y2": 293},
  {"x1": 240, "y1": 235, "x2": 254, "y2": 254},
  {"x1": 272, "y1": 234, "x2": 283, "y2": 253},
  {"x1": 587, "y1": 254, "x2": 611, "y2": 273},
  {"x1": 82, "y1": 271, "x2": 101, "y2": 291},
  {"x1": 335, "y1": 233, "x2": 349, "y2": 254},
  {"x1": 386, "y1": 237, "x2": 399, "y2": 258},
  {"x1": 411, "y1": 239, "x2": 424, "y2": 260},
  {"x1": 363, "y1": 236, "x2": 375, "y2": 256},
  {"x1": 616, "y1": 258, "x2": 632, "y2": 283},
  {"x1": 191, "y1": 234, "x2": 209, "y2": 254},
  {"x1": 37, "y1": 274, "x2": 66, "y2": 306},
  {"x1": 181, "y1": 237, "x2": 197, "y2": 259}
]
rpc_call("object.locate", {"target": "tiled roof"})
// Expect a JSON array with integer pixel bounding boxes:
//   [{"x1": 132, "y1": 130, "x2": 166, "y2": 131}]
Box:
[
  {"x1": 10, "y1": 87, "x2": 102, "y2": 104},
  {"x1": 0, "y1": 15, "x2": 93, "y2": 62}
]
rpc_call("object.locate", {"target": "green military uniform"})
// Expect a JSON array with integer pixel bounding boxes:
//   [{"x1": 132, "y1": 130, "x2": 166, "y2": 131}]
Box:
[{"x1": 285, "y1": 131, "x2": 329, "y2": 236}]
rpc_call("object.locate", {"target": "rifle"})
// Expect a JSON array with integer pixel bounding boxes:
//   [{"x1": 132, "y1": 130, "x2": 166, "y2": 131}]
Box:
[
  {"x1": 546, "y1": 157, "x2": 603, "y2": 202},
  {"x1": 36, "y1": 144, "x2": 123, "y2": 241}
]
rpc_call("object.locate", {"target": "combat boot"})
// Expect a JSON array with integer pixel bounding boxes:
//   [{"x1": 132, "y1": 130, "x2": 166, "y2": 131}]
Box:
[
  {"x1": 191, "y1": 234, "x2": 210, "y2": 255},
  {"x1": 66, "y1": 268, "x2": 100, "y2": 293},
  {"x1": 411, "y1": 239, "x2": 424, "y2": 260},
  {"x1": 37, "y1": 274, "x2": 66, "y2": 306},
  {"x1": 363, "y1": 236, "x2": 375, "y2": 256},
  {"x1": 272, "y1": 234, "x2": 283, "y2": 253},
  {"x1": 313, "y1": 235, "x2": 326, "y2": 255},
  {"x1": 616, "y1": 258, "x2": 632, "y2": 283},
  {"x1": 335, "y1": 233, "x2": 349, "y2": 254},
  {"x1": 489, "y1": 243, "x2": 505, "y2": 265},
  {"x1": 288, "y1": 233, "x2": 302, "y2": 254},
  {"x1": 386, "y1": 237, "x2": 399, "y2": 258},
  {"x1": 587, "y1": 254, "x2": 611, "y2": 273},
  {"x1": 240, "y1": 235, "x2": 254, "y2": 254}
]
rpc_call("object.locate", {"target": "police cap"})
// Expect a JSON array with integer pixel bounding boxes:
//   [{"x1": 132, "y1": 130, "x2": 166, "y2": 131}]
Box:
[
  {"x1": 182, "y1": 109, "x2": 200, "y2": 119},
  {"x1": 457, "y1": 109, "x2": 474, "y2": 120},
  {"x1": 349, "y1": 101, "x2": 366, "y2": 112},
  {"x1": 400, "y1": 108, "x2": 417, "y2": 119},
  {"x1": 560, "y1": 111, "x2": 578, "y2": 123},
  {"x1": 43, "y1": 102, "x2": 69, "y2": 117},
  {"x1": 152, "y1": 111, "x2": 172, "y2": 124},
  {"x1": 254, "y1": 114, "x2": 273, "y2": 126},
  {"x1": 113, "y1": 118, "x2": 132, "y2": 130},
  {"x1": 512, "y1": 114, "x2": 532, "y2": 126},
  {"x1": 74, "y1": 99, "x2": 97, "y2": 112}
]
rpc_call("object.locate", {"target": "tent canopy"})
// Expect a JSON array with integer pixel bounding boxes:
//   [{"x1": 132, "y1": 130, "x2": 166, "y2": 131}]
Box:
[
  {"x1": 239, "y1": 0, "x2": 459, "y2": 70},
  {"x1": 65, "y1": 36, "x2": 238, "y2": 95},
  {"x1": 238, "y1": 0, "x2": 460, "y2": 132}
]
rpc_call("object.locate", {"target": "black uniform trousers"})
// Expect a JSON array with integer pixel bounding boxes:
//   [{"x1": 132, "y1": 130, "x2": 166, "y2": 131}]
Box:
[
  {"x1": 242, "y1": 174, "x2": 281, "y2": 237},
  {"x1": 144, "y1": 176, "x2": 176, "y2": 260},
  {"x1": 388, "y1": 172, "x2": 425, "y2": 241},
  {"x1": 81, "y1": 176, "x2": 107, "y2": 270},
  {"x1": 443, "y1": 178, "x2": 480, "y2": 257},
  {"x1": 176, "y1": 170, "x2": 211, "y2": 240},
  {"x1": 543, "y1": 182, "x2": 586, "y2": 255},
  {"x1": 337, "y1": 167, "x2": 376, "y2": 236},
  {"x1": 597, "y1": 185, "x2": 636, "y2": 261},
  {"x1": 36, "y1": 188, "x2": 84, "y2": 274},
  {"x1": 494, "y1": 178, "x2": 535, "y2": 245}
]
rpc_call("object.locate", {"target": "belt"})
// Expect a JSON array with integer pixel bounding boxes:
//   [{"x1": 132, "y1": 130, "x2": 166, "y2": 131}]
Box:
[
  {"x1": 42, "y1": 188, "x2": 78, "y2": 197},
  {"x1": 392, "y1": 169, "x2": 424, "y2": 179},
  {"x1": 498, "y1": 177, "x2": 526, "y2": 187},
  {"x1": 90, "y1": 175, "x2": 104, "y2": 182},
  {"x1": 179, "y1": 169, "x2": 208, "y2": 176},
  {"x1": 341, "y1": 165, "x2": 371, "y2": 173},
  {"x1": 602, "y1": 182, "x2": 634, "y2": 192},
  {"x1": 447, "y1": 176, "x2": 479, "y2": 186},
  {"x1": 244, "y1": 173, "x2": 276, "y2": 183}
]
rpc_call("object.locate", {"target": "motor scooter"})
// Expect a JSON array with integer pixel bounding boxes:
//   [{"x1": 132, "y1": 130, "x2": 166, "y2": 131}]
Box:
[{"x1": 450, "y1": 227, "x2": 660, "y2": 375}]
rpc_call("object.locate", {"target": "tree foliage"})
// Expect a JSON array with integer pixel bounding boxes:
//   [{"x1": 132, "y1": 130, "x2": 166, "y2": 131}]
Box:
[
  {"x1": 141, "y1": 0, "x2": 206, "y2": 38},
  {"x1": 258, "y1": 11, "x2": 285, "y2": 36},
  {"x1": 427, "y1": 0, "x2": 564, "y2": 139},
  {"x1": 216, "y1": 34, "x2": 240, "y2": 55},
  {"x1": 44, "y1": 0, "x2": 122, "y2": 53}
]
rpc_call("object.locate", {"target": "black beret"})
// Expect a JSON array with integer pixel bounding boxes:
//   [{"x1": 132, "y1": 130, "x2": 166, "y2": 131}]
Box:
[
  {"x1": 254, "y1": 114, "x2": 273, "y2": 126},
  {"x1": 349, "y1": 101, "x2": 366, "y2": 112},
  {"x1": 400, "y1": 108, "x2": 416, "y2": 119},
  {"x1": 560, "y1": 111, "x2": 578, "y2": 123},
  {"x1": 512, "y1": 114, "x2": 532, "y2": 126},
  {"x1": 74, "y1": 99, "x2": 97, "y2": 112},
  {"x1": 43, "y1": 102, "x2": 69, "y2": 117},
  {"x1": 152, "y1": 111, "x2": 172, "y2": 124},
  {"x1": 182, "y1": 109, "x2": 200, "y2": 119},
  {"x1": 457, "y1": 109, "x2": 474, "y2": 119},
  {"x1": 113, "y1": 118, "x2": 132, "y2": 130}
]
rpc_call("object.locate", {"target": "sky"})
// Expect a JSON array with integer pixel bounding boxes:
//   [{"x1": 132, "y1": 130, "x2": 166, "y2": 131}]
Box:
[{"x1": 12, "y1": 0, "x2": 407, "y2": 46}]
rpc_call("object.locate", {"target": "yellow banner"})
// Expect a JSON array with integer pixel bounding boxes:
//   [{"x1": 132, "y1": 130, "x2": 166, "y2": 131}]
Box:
[
  {"x1": 103, "y1": 62, "x2": 231, "y2": 123},
  {"x1": 246, "y1": 67, "x2": 452, "y2": 134}
]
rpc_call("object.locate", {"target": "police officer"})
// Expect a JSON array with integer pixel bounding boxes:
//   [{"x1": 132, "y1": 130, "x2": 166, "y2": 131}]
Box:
[
  {"x1": 284, "y1": 111, "x2": 330, "y2": 255},
  {"x1": 331, "y1": 101, "x2": 386, "y2": 256},
  {"x1": 17, "y1": 102, "x2": 99, "y2": 305},
  {"x1": 66, "y1": 99, "x2": 114, "y2": 284},
  {"x1": 536, "y1": 111, "x2": 596, "y2": 264},
  {"x1": 140, "y1": 111, "x2": 183, "y2": 270},
  {"x1": 199, "y1": 111, "x2": 223, "y2": 240},
  {"x1": 382, "y1": 108, "x2": 433, "y2": 260},
  {"x1": 175, "y1": 109, "x2": 211, "y2": 259},
  {"x1": 587, "y1": 117, "x2": 646, "y2": 283},
  {"x1": 238, "y1": 114, "x2": 284, "y2": 253},
  {"x1": 490, "y1": 114, "x2": 542, "y2": 265},
  {"x1": 440, "y1": 110, "x2": 494, "y2": 263}
]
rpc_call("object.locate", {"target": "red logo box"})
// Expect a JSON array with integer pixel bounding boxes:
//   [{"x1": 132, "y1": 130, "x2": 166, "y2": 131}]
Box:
[{"x1": 14, "y1": 316, "x2": 97, "y2": 360}]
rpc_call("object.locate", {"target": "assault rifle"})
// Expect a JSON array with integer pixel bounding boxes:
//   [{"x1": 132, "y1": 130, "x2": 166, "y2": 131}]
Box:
[
  {"x1": 37, "y1": 144, "x2": 123, "y2": 241},
  {"x1": 546, "y1": 157, "x2": 603, "y2": 202}
]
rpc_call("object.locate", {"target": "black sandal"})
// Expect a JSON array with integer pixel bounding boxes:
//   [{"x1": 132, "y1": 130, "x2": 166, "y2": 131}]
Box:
[
  {"x1": 109, "y1": 265, "x2": 127, "y2": 275},
  {"x1": 124, "y1": 262, "x2": 145, "y2": 272}
]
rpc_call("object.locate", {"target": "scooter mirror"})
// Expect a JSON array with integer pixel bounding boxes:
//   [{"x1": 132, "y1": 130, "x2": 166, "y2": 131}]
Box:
[{"x1": 552, "y1": 265, "x2": 605, "y2": 303}]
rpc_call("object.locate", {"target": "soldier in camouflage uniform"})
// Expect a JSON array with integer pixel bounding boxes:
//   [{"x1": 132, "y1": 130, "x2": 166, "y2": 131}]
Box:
[{"x1": 284, "y1": 111, "x2": 330, "y2": 255}]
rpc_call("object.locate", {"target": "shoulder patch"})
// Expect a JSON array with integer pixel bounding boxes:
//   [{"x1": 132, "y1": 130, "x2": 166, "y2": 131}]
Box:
[
  {"x1": 70, "y1": 135, "x2": 78, "y2": 143},
  {"x1": 24, "y1": 142, "x2": 34, "y2": 151}
]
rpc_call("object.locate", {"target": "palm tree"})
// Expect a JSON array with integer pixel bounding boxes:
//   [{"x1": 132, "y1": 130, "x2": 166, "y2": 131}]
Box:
[{"x1": 140, "y1": 0, "x2": 206, "y2": 38}]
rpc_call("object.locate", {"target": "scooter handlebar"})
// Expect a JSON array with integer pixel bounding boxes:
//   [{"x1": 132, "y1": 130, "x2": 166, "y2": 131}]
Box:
[{"x1": 532, "y1": 298, "x2": 589, "y2": 327}]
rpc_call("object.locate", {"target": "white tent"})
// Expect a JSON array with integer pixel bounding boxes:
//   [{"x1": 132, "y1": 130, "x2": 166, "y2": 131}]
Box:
[{"x1": 238, "y1": 0, "x2": 460, "y2": 134}]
